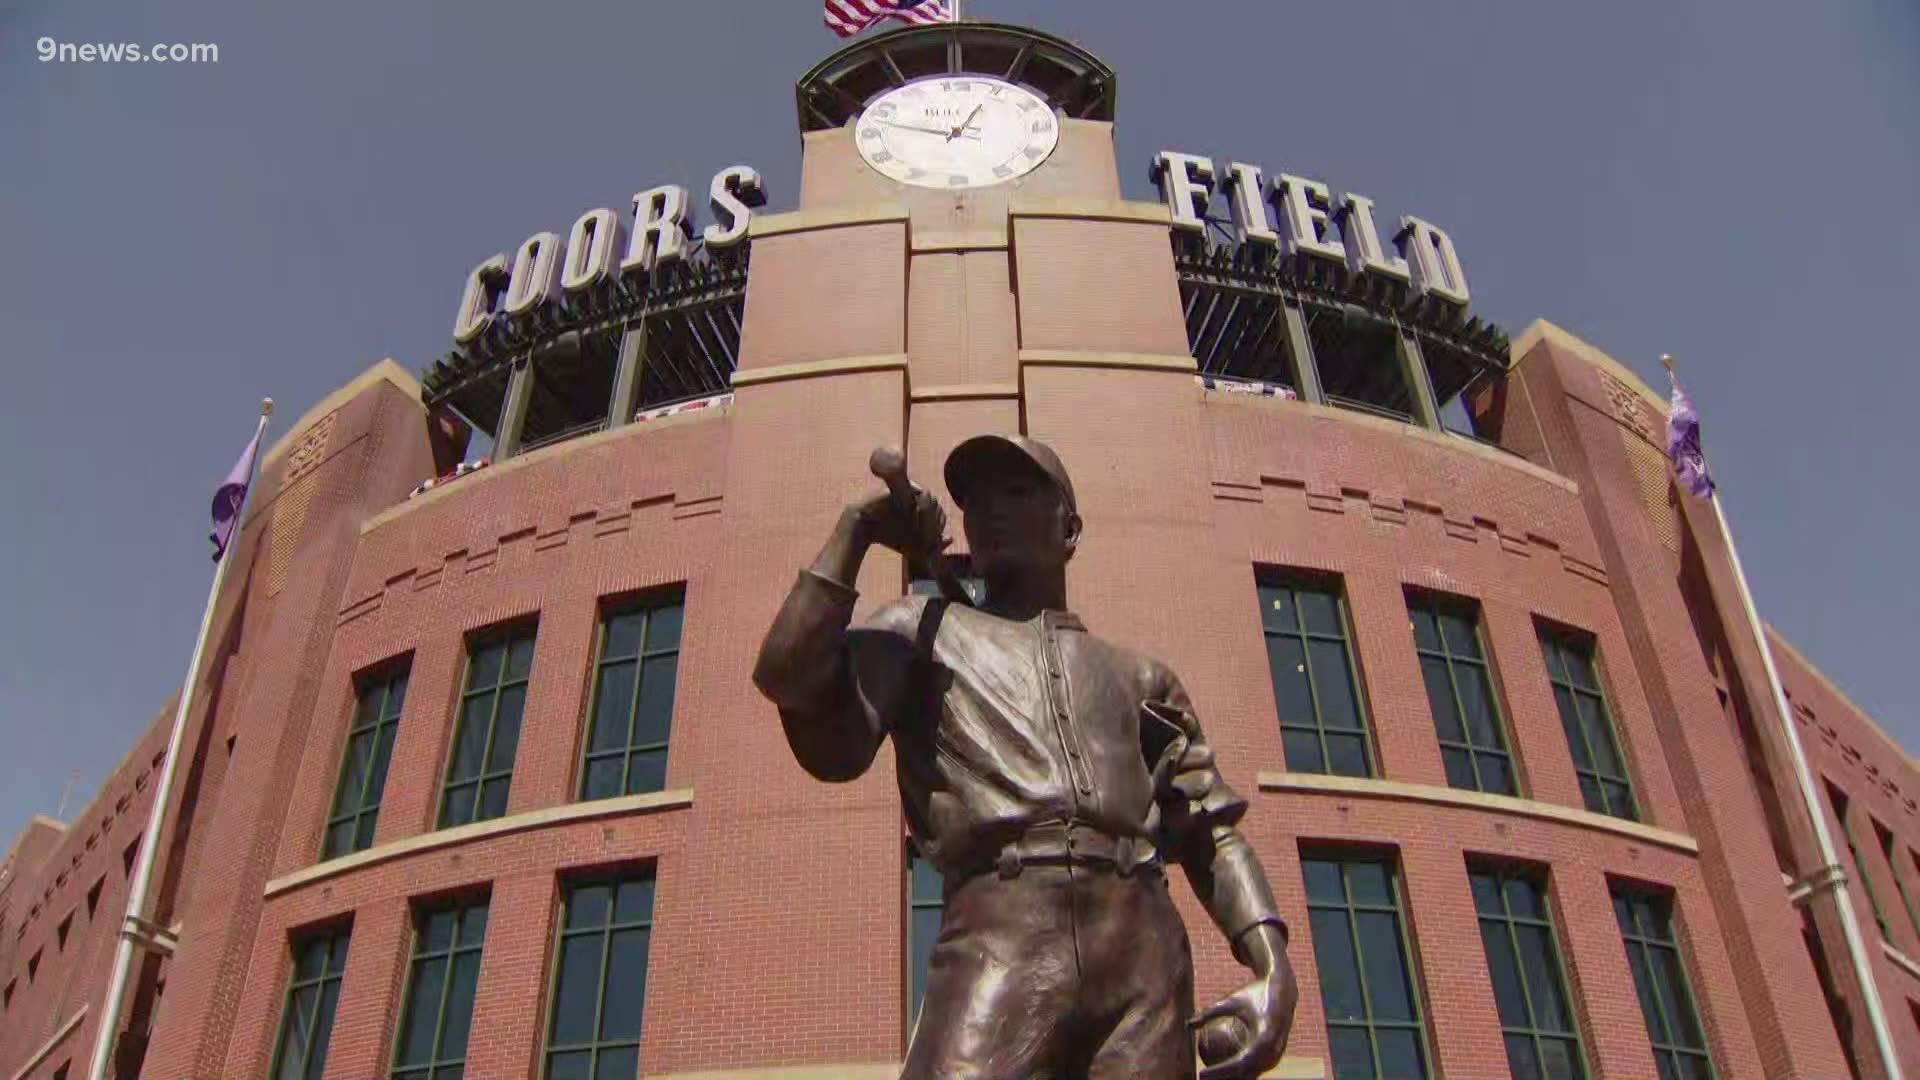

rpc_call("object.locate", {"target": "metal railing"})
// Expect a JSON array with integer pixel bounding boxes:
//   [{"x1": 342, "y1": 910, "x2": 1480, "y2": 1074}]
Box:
[
  {"x1": 520, "y1": 417, "x2": 609, "y2": 454},
  {"x1": 1325, "y1": 394, "x2": 1415, "y2": 424}
]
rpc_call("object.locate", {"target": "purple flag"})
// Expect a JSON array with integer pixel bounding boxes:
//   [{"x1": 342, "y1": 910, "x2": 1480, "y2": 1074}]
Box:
[
  {"x1": 209, "y1": 426, "x2": 263, "y2": 561},
  {"x1": 1666, "y1": 370, "x2": 1715, "y2": 499}
]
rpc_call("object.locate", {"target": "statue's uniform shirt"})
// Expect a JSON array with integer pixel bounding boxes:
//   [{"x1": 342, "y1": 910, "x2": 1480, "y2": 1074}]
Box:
[
  {"x1": 762, "y1": 569, "x2": 1282, "y2": 1079},
  {"x1": 774, "y1": 571, "x2": 1253, "y2": 896}
]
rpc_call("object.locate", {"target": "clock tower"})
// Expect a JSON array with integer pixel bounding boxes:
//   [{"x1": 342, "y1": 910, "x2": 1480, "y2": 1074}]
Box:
[
  {"x1": 790, "y1": 22, "x2": 1124, "y2": 227},
  {"x1": 728, "y1": 18, "x2": 1197, "y2": 659}
]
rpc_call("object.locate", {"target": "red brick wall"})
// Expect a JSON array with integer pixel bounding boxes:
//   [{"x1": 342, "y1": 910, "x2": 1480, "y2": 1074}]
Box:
[
  {"x1": 0, "y1": 706, "x2": 174, "y2": 1080},
  {"x1": 1773, "y1": 628, "x2": 1920, "y2": 1072},
  {"x1": 9, "y1": 112, "x2": 1917, "y2": 1080},
  {"x1": 1514, "y1": 329, "x2": 1862, "y2": 1078}
]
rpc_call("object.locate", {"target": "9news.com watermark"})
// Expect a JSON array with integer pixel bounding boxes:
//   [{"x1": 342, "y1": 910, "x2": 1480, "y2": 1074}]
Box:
[{"x1": 37, "y1": 37, "x2": 219, "y2": 63}]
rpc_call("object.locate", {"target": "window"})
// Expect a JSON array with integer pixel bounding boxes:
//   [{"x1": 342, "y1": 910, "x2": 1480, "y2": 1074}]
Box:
[
  {"x1": 28, "y1": 949, "x2": 40, "y2": 982},
  {"x1": 1301, "y1": 851, "x2": 1430, "y2": 1079},
  {"x1": 50, "y1": 1064, "x2": 69, "y2": 1080},
  {"x1": 1537, "y1": 627, "x2": 1637, "y2": 820},
  {"x1": 1470, "y1": 864, "x2": 1585, "y2": 1080},
  {"x1": 322, "y1": 664, "x2": 409, "y2": 858},
  {"x1": 1409, "y1": 596, "x2": 1516, "y2": 795},
  {"x1": 1612, "y1": 885, "x2": 1714, "y2": 1079},
  {"x1": 86, "y1": 877, "x2": 103, "y2": 919},
  {"x1": 546, "y1": 873, "x2": 654, "y2": 1080},
  {"x1": 1307, "y1": 306, "x2": 1419, "y2": 423},
  {"x1": 56, "y1": 913, "x2": 72, "y2": 951},
  {"x1": 1875, "y1": 823, "x2": 1920, "y2": 944},
  {"x1": 122, "y1": 837, "x2": 138, "y2": 877},
  {"x1": 393, "y1": 897, "x2": 489, "y2": 1080},
  {"x1": 440, "y1": 628, "x2": 535, "y2": 827},
  {"x1": 3, "y1": 979, "x2": 13, "y2": 1009},
  {"x1": 269, "y1": 927, "x2": 350, "y2": 1080},
  {"x1": 580, "y1": 597, "x2": 683, "y2": 801},
  {"x1": 1829, "y1": 786, "x2": 1891, "y2": 942},
  {"x1": 1262, "y1": 576, "x2": 1371, "y2": 777},
  {"x1": 906, "y1": 845, "x2": 944, "y2": 1028}
]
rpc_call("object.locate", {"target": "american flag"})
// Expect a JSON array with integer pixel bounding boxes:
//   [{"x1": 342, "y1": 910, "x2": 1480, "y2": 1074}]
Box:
[{"x1": 823, "y1": 0, "x2": 954, "y2": 37}]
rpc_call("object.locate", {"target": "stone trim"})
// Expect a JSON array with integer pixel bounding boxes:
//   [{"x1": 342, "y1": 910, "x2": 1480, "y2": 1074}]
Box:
[
  {"x1": 1019, "y1": 349, "x2": 1198, "y2": 374},
  {"x1": 731, "y1": 354, "x2": 910, "y2": 389},
  {"x1": 1787, "y1": 862, "x2": 1848, "y2": 906},
  {"x1": 263, "y1": 788, "x2": 694, "y2": 899},
  {"x1": 637, "y1": 1057, "x2": 1324, "y2": 1080},
  {"x1": 1510, "y1": 320, "x2": 1666, "y2": 416},
  {"x1": 912, "y1": 228, "x2": 1008, "y2": 252},
  {"x1": 1009, "y1": 197, "x2": 1172, "y2": 227},
  {"x1": 750, "y1": 204, "x2": 909, "y2": 239},
  {"x1": 1882, "y1": 940, "x2": 1920, "y2": 982},
  {"x1": 262, "y1": 359, "x2": 420, "y2": 467},
  {"x1": 910, "y1": 383, "x2": 1021, "y2": 403},
  {"x1": 1257, "y1": 772, "x2": 1699, "y2": 855},
  {"x1": 1202, "y1": 392, "x2": 1579, "y2": 494},
  {"x1": 8, "y1": 1005, "x2": 85, "y2": 1080}
]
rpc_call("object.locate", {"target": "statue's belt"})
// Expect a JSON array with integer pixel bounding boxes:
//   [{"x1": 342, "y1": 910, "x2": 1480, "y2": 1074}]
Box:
[{"x1": 967, "y1": 819, "x2": 1161, "y2": 881}]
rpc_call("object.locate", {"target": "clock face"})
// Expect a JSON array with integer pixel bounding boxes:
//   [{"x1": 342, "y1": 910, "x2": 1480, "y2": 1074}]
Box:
[{"x1": 855, "y1": 76, "x2": 1060, "y2": 189}]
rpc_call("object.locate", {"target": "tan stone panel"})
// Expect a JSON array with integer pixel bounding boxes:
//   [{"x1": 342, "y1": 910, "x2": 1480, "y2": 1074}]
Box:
[
  {"x1": 1012, "y1": 216, "x2": 1190, "y2": 357},
  {"x1": 736, "y1": 222, "x2": 907, "y2": 371},
  {"x1": 1256, "y1": 771, "x2": 1700, "y2": 853},
  {"x1": 908, "y1": 249, "x2": 1018, "y2": 388}
]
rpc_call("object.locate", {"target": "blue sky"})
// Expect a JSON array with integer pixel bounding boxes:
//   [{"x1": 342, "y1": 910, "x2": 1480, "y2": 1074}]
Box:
[{"x1": 2, "y1": 0, "x2": 1916, "y2": 832}]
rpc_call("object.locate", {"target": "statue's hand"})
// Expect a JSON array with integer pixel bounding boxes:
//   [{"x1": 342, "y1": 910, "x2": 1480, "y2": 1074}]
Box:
[
  {"x1": 848, "y1": 486, "x2": 949, "y2": 563},
  {"x1": 1190, "y1": 966, "x2": 1295, "y2": 1080}
]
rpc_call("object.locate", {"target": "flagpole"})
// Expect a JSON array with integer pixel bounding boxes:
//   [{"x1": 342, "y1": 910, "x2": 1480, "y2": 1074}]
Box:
[
  {"x1": 86, "y1": 398, "x2": 273, "y2": 1080},
  {"x1": 1667, "y1": 357, "x2": 1903, "y2": 1079}
]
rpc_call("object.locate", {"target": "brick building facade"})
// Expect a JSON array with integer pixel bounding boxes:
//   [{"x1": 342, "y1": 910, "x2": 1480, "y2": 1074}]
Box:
[{"x1": 4, "y1": 22, "x2": 1916, "y2": 1080}]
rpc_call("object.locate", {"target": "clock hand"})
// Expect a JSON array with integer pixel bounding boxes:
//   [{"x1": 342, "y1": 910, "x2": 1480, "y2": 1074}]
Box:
[
  {"x1": 948, "y1": 104, "x2": 984, "y2": 142},
  {"x1": 880, "y1": 119, "x2": 953, "y2": 137}
]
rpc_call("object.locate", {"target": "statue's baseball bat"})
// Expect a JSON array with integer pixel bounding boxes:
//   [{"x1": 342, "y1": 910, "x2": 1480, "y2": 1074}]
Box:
[{"x1": 869, "y1": 445, "x2": 975, "y2": 607}]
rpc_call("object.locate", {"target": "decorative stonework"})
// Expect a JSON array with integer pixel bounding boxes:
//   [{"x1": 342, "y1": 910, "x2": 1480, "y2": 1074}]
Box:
[
  {"x1": 336, "y1": 490, "x2": 722, "y2": 628},
  {"x1": 1600, "y1": 371, "x2": 1655, "y2": 442},
  {"x1": 1624, "y1": 437, "x2": 1682, "y2": 555},
  {"x1": 1218, "y1": 474, "x2": 1610, "y2": 589},
  {"x1": 265, "y1": 473, "x2": 315, "y2": 598},
  {"x1": 282, "y1": 410, "x2": 338, "y2": 487}
]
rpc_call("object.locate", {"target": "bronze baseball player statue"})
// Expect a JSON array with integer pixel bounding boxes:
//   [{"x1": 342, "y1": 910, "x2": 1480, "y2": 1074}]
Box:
[{"x1": 753, "y1": 434, "x2": 1297, "y2": 1080}]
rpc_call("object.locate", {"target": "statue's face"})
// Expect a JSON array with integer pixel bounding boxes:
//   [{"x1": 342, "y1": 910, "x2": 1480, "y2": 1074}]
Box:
[{"x1": 962, "y1": 465, "x2": 1080, "y2": 578}]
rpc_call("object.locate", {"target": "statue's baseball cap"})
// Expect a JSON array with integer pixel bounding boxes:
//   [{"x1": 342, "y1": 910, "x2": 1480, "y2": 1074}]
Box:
[{"x1": 943, "y1": 434, "x2": 1077, "y2": 516}]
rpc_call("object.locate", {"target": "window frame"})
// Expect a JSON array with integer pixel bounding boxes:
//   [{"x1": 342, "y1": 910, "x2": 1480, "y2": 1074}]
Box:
[
  {"x1": 577, "y1": 592, "x2": 685, "y2": 802},
  {"x1": 1260, "y1": 571, "x2": 1374, "y2": 778},
  {"x1": 321, "y1": 660, "x2": 410, "y2": 859},
  {"x1": 1872, "y1": 821, "x2": 1920, "y2": 946},
  {"x1": 1407, "y1": 592, "x2": 1518, "y2": 796},
  {"x1": 438, "y1": 623, "x2": 537, "y2": 828},
  {"x1": 542, "y1": 870, "x2": 656, "y2": 1080},
  {"x1": 1300, "y1": 847, "x2": 1433, "y2": 1079},
  {"x1": 1537, "y1": 623, "x2": 1639, "y2": 821},
  {"x1": 1611, "y1": 883, "x2": 1716, "y2": 1080},
  {"x1": 268, "y1": 925, "x2": 351, "y2": 1080},
  {"x1": 390, "y1": 894, "x2": 490, "y2": 1080},
  {"x1": 905, "y1": 841, "x2": 945, "y2": 1037},
  {"x1": 908, "y1": 554, "x2": 985, "y2": 606},
  {"x1": 1468, "y1": 861, "x2": 1587, "y2": 1080},
  {"x1": 1829, "y1": 785, "x2": 1893, "y2": 943}
]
